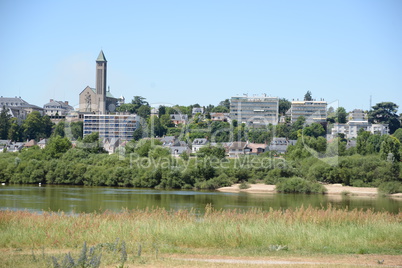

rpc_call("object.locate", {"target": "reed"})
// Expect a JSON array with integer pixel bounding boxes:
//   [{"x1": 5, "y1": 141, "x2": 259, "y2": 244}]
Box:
[{"x1": 0, "y1": 206, "x2": 401, "y2": 258}]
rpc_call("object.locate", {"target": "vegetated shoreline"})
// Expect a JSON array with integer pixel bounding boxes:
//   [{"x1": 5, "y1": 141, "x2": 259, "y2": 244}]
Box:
[{"x1": 217, "y1": 183, "x2": 402, "y2": 198}]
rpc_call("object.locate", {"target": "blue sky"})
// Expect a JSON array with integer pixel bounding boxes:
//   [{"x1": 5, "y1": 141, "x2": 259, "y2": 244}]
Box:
[{"x1": 1, "y1": 0, "x2": 401, "y2": 112}]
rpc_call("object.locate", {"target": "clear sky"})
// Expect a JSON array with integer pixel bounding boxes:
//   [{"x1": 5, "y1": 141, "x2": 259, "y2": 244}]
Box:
[{"x1": 1, "y1": 0, "x2": 401, "y2": 112}]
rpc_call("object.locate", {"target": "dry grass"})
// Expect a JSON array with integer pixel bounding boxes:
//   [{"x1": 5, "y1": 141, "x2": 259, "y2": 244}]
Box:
[{"x1": 0, "y1": 206, "x2": 401, "y2": 267}]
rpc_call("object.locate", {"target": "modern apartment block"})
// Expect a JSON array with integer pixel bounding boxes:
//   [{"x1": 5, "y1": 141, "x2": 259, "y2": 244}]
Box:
[
  {"x1": 230, "y1": 94, "x2": 279, "y2": 126},
  {"x1": 290, "y1": 100, "x2": 327, "y2": 124},
  {"x1": 83, "y1": 114, "x2": 139, "y2": 141},
  {"x1": 331, "y1": 109, "x2": 389, "y2": 139}
]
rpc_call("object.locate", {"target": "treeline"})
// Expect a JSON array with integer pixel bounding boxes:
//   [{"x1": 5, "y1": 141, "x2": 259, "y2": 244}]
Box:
[
  {"x1": 0, "y1": 129, "x2": 401, "y2": 194},
  {"x1": 0, "y1": 110, "x2": 83, "y2": 142}
]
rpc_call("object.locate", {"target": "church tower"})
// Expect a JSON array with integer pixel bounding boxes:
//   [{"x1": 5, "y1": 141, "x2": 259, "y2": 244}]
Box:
[{"x1": 96, "y1": 50, "x2": 107, "y2": 114}]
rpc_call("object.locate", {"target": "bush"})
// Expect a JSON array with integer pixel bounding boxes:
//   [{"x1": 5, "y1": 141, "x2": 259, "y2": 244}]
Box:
[
  {"x1": 275, "y1": 177, "x2": 327, "y2": 194},
  {"x1": 239, "y1": 181, "x2": 251, "y2": 189},
  {"x1": 378, "y1": 181, "x2": 402, "y2": 194}
]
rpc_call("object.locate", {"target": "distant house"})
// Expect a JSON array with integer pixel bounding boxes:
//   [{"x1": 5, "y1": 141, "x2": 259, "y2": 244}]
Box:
[
  {"x1": 192, "y1": 138, "x2": 208, "y2": 153},
  {"x1": 170, "y1": 114, "x2": 188, "y2": 125},
  {"x1": 210, "y1": 113, "x2": 230, "y2": 122},
  {"x1": 159, "y1": 136, "x2": 176, "y2": 147},
  {"x1": 24, "y1": 139, "x2": 37, "y2": 148},
  {"x1": 228, "y1": 141, "x2": 248, "y2": 158},
  {"x1": 269, "y1": 138, "x2": 297, "y2": 154},
  {"x1": 0, "y1": 140, "x2": 11, "y2": 152},
  {"x1": 170, "y1": 146, "x2": 191, "y2": 157},
  {"x1": 102, "y1": 137, "x2": 121, "y2": 154},
  {"x1": 245, "y1": 143, "x2": 268, "y2": 155},
  {"x1": 159, "y1": 136, "x2": 190, "y2": 156},
  {"x1": 38, "y1": 139, "x2": 49, "y2": 149},
  {"x1": 6, "y1": 142, "x2": 25, "y2": 152},
  {"x1": 192, "y1": 107, "x2": 204, "y2": 115}
]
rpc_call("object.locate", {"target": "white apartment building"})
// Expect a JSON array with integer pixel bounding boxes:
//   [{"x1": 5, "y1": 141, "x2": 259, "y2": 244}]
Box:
[
  {"x1": 83, "y1": 114, "x2": 139, "y2": 141},
  {"x1": 330, "y1": 109, "x2": 389, "y2": 139},
  {"x1": 230, "y1": 94, "x2": 279, "y2": 126},
  {"x1": 290, "y1": 100, "x2": 327, "y2": 124}
]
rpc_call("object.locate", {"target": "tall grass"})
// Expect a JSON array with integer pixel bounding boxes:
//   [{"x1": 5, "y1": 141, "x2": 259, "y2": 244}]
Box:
[{"x1": 0, "y1": 206, "x2": 401, "y2": 256}]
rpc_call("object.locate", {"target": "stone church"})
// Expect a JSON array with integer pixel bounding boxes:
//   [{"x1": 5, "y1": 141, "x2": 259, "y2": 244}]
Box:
[{"x1": 79, "y1": 51, "x2": 123, "y2": 114}]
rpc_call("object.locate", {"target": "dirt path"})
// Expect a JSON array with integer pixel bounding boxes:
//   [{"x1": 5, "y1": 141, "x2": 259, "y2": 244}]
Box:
[{"x1": 171, "y1": 254, "x2": 402, "y2": 267}]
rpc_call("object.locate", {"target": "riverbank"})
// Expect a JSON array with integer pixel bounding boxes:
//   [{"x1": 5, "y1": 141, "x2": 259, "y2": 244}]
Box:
[{"x1": 217, "y1": 183, "x2": 402, "y2": 198}]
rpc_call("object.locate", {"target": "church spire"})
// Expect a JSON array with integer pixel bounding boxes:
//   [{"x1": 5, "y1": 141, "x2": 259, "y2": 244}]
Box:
[{"x1": 96, "y1": 50, "x2": 107, "y2": 62}]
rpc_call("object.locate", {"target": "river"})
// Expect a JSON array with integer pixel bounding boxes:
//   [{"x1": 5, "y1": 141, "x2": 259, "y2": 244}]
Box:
[{"x1": 0, "y1": 184, "x2": 400, "y2": 213}]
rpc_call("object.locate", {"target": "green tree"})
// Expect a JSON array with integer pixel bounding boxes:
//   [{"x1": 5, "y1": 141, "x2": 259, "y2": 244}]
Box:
[
  {"x1": 369, "y1": 102, "x2": 400, "y2": 134},
  {"x1": 380, "y1": 136, "x2": 400, "y2": 162},
  {"x1": 304, "y1": 90, "x2": 312, "y2": 101},
  {"x1": 302, "y1": 123, "x2": 325, "y2": 138},
  {"x1": 8, "y1": 118, "x2": 22, "y2": 141},
  {"x1": 356, "y1": 131, "x2": 371, "y2": 155},
  {"x1": 0, "y1": 106, "x2": 11, "y2": 139},
  {"x1": 335, "y1": 107, "x2": 348, "y2": 123},
  {"x1": 137, "y1": 105, "x2": 151, "y2": 119},
  {"x1": 158, "y1": 106, "x2": 166, "y2": 117},
  {"x1": 80, "y1": 132, "x2": 105, "y2": 153},
  {"x1": 218, "y1": 99, "x2": 230, "y2": 109},
  {"x1": 211, "y1": 106, "x2": 229, "y2": 113},
  {"x1": 278, "y1": 98, "x2": 291, "y2": 115},
  {"x1": 41, "y1": 115, "x2": 53, "y2": 138},
  {"x1": 197, "y1": 145, "x2": 226, "y2": 159},
  {"x1": 44, "y1": 136, "x2": 72, "y2": 158},
  {"x1": 70, "y1": 121, "x2": 83, "y2": 140},
  {"x1": 148, "y1": 116, "x2": 167, "y2": 137},
  {"x1": 22, "y1": 111, "x2": 54, "y2": 140},
  {"x1": 393, "y1": 128, "x2": 402, "y2": 143},
  {"x1": 53, "y1": 121, "x2": 65, "y2": 137},
  {"x1": 160, "y1": 114, "x2": 174, "y2": 128}
]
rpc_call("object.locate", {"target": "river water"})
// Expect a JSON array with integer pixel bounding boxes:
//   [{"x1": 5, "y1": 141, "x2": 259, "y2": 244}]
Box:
[{"x1": 0, "y1": 184, "x2": 400, "y2": 214}]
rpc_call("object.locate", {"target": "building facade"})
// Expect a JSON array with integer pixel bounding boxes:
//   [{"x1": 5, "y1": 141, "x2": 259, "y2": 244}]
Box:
[
  {"x1": 330, "y1": 109, "x2": 389, "y2": 139},
  {"x1": 290, "y1": 100, "x2": 327, "y2": 124},
  {"x1": 230, "y1": 94, "x2": 279, "y2": 126},
  {"x1": 79, "y1": 51, "x2": 122, "y2": 114},
  {"x1": 43, "y1": 99, "x2": 74, "y2": 116},
  {"x1": 0, "y1": 96, "x2": 44, "y2": 120},
  {"x1": 83, "y1": 114, "x2": 139, "y2": 141}
]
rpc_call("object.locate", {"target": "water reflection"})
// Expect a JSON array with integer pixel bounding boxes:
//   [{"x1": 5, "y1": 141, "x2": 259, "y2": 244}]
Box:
[{"x1": 0, "y1": 184, "x2": 400, "y2": 214}]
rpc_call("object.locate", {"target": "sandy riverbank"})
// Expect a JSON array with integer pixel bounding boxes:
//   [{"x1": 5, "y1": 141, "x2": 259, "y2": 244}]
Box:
[{"x1": 217, "y1": 183, "x2": 402, "y2": 198}]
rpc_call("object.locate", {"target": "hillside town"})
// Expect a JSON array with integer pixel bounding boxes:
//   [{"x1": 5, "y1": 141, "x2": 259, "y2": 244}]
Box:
[{"x1": 0, "y1": 51, "x2": 400, "y2": 158}]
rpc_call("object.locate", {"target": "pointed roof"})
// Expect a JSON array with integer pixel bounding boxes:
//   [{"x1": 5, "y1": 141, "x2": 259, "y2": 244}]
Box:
[{"x1": 96, "y1": 50, "x2": 107, "y2": 62}]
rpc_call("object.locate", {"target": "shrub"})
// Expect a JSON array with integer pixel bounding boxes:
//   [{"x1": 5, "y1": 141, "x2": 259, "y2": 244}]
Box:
[
  {"x1": 275, "y1": 177, "x2": 327, "y2": 194},
  {"x1": 378, "y1": 181, "x2": 402, "y2": 194},
  {"x1": 239, "y1": 181, "x2": 251, "y2": 189}
]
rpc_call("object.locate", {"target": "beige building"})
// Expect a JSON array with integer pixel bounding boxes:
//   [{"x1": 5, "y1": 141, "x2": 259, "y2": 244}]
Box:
[
  {"x1": 79, "y1": 51, "x2": 122, "y2": 114},
  {"x1": 230, "y1": 94, "x2": 279, "y2": 126},
  {"x1": 290, "y1": 100, "x2": 327, "y2": 124}
]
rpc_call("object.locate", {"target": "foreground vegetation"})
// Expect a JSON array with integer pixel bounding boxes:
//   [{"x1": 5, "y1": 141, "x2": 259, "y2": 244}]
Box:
[{"x1": 0, "y1": 207, "x2": 401, "y2": 267}]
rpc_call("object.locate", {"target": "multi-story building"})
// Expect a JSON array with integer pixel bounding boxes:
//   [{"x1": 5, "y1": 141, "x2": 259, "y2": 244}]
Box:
[
  {"x1": 230, "y1": 94, "x2": 279, "y2": 126},
  {"x1": 0, "y1": 96, "x2": 44, "y2": 120},
  {"x1": 330, "y1": 109, "x2": 389, "y2": 139},
  {"x1": 83, "y1": 114, "x2": 139, "y2": 141},
  {"x1": 290, "y1": 100, "x2": 327, "y2": 124},
  {"x1": 43, "y1": 99, "x2": 74, "y2": 116}
]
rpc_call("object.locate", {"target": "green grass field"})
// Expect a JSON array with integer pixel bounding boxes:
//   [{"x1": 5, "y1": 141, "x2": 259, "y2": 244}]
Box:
[{"x1": 0, "y1": 206, "x2": 401, "y2": 267}]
